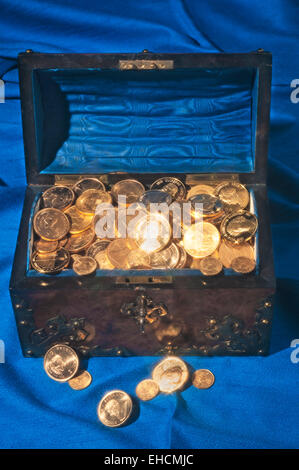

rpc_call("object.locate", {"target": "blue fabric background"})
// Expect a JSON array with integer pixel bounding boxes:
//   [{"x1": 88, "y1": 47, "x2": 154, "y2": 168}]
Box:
[{"x1": 0, "y1": 0, "x2": 298, "y2": 449}]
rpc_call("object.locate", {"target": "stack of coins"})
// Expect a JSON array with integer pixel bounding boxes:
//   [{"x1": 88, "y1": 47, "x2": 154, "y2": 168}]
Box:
[{"x1": 30, "y1": 177, "x2": 257, "y2": 275}]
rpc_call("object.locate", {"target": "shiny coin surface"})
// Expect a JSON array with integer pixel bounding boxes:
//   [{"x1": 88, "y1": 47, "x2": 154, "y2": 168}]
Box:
[
  {"x1": 65, "y1": 205, "x2": 93, "y2": 234},
  {"x1": 183, "y1": 222, "x2": 220, "y2": 259},
  {"x1": 127, "y1": 249, "x2": 151, "y2": 269},
  {"x1": 189, "y1": 193, "x2": 223, "y2": 219},
  {"x1": 231, "y1": 256, "x2": 256, "y2": 273},
  {"x1": 220, "y1": 210, "x2": 258, "y2": 244},
  {"x1": 175, "y1": 244, "x2": 188, "y2": 269},
  {"x1": 199, "y1": 257, "x2": 223, "y2": 276},
  {"x1": 73, "y1": 256, "x2": 97, "y2": 275},
  {"x1": 215, "y1": 181, "x2": 249, "y2": 210},
  {"x1": 111, "y1": 179, "x2": 145, "y2": 205},
  {"x1": 68, "y1": 370, "x2": 92, "y2": 390},
  {"x1": 97, "y1": 390, "x2": 133, "y2": 428},
  {"x1": 150, "y1": 177, "x2": 186, "y2": 201},
  {"x1": 44, "y1": 344, "x2": 79, "y2": 382},
  {"x1": 65, "y1": 228, "x2": 95, "y2": 253},
  {"x1": 33, "y1": 208, "x2": 70, "y2": 241},
  {"x1": 31, "y1": 248, "x2": 70, "y2": 274},
  {"x1": 187, "y1": 184, "x2": 215, "y2": 200},
  {"x1": 107, "y1": 238, "x2": 136, "y2": 269},
  {"x1": 87, "y1": 239, "x2": 111, "y2": 258},
  {"x1": 140, "y1": 190, "x2": 172, "y2": 207},
  {"x1": 152, "y1": 357, "x2": 189, "y2": 393},
  {"x1": 41, "y1": 185, "x2": 75, "y2": 211},
  {"x1": 149, "y1": 242, "x2": 180, "y2": 269},
  {"x1": 136, "y1": 379, "x2": 160, "y2": 401},
  {"x1": 192, "y1": 369, "x2": 215, "y2": 389},
  {"x1": 73, "y1": 178, "x2": 105, "y2": 196},
  {"x1": 133, "y1": 213, "x2": 171, "y2": 253},
  {"x1": 76, "y1": 189, "x2": 112, "y2": 215},
  {"x1": 34, "y1": 238, "x2": 58, "y2": 254},
  {"x1": 218, "y1": 240, "x2": 254, "y2": 268}
]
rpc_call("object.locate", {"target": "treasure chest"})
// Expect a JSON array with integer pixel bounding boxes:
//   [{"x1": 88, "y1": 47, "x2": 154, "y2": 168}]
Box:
[{"x1": 9, "y1": 50, "x2": 275, "y2": 357}]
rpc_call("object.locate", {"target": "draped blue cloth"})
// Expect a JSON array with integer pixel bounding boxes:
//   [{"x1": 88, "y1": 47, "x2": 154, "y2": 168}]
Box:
[{"x1": 0, "y1": 0, "x2": 299, "y2": 449}]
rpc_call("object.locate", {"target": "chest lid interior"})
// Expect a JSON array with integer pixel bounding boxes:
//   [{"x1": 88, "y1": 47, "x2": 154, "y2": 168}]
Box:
[{"x1": 18, "y1": 51, "x2": 272, "y2": 185}]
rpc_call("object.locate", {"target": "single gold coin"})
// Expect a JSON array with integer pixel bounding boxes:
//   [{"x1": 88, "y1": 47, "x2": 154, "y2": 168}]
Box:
[
  {"x1": 136, "y1": 379, "x2": 160, "y2": 401},
  {"x1": 218, "y1": 240, "x2": 254, "y2": 268},
  {"x1": 111, "y1": 179, "x2": 145, "y2": 205},
  {"x1": 68, "y1": 370, "x2": 92, "y2": 390},
  {"x1": 76, "y1": 189, "x2": 112, "y2": 215},
  {"x1": 41, "y1": 185, "x2": 75, "y2": 211},
  {"x1": 73, "y1": 256, "x2": 97, "y2": 275},
  {"x1": 64, "y1": 228, "x2": 95, "y2": 253},
  {"x1": 33, "y1": 208, "x2": 70, "y2": 241},
  {"x1": 72, "y1": 178, "x2": 105, "y2": 197},
  {"x1": 192, "y1": 369, "x2": 215, "y2": 389},
  {"x1": 183, "y1": 222, "x2": 220, "y2": 259},
  {"x1": 132, "y1": 213, "x2": 172, "y2": 254},
  {"x1": 189, "y1": 193, "x2": 223, "y2": 220},
  {"x1": 150, "y1": 177, "x2": 186, "y2": 201},
  {"x1": 187, "y1": 184, "x2": 215, "y2": 199},
  {"x1": 87, "y1": 239, "x2": 114, "y2": 269},
  {"x1": 97, "y1": 390, "x2": 133, "y2": 428},
  {"x1": 34, "y1": 238, "x2": 58, "y2": 254},
  {"x1": 231, "y1": 256, "x2": 256, "y2": 273},
  {"x1": 31, "y1": 248, "x2": 70, "y2": 274},
  {"x1": 65, "y1": 205, "x2": 93, "y2": 234},
  {"x1": 215, "y1": 181, "x2": 249, "y2": 210},
  {"x1": 44, "y1": 344, "x2": 79, "y2": 382},
  {"x1": 220, "y1": 210, "x2": 258, "y2": 244},
  {"x1": 199, "y1": 257, "x2": 223, "y2": 276},
  {"x1": 152, "y1": 357, "x2": 189, "y2": 393},
  {"x1": 149, "y1": 242, "x2": 181, "y2": 269},
  {"x1": 107, "y1": 238, "x2": 136, "y2": 269}
]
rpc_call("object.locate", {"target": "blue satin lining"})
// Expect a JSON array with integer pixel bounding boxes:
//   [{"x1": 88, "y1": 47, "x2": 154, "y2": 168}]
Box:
[{"x1": 33, "y1": 68, "x2": 257, "y2": 174}]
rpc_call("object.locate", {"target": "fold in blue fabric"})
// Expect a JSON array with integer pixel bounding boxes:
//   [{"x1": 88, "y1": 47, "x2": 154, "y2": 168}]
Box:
[{"x1": 0, "y1": 0, "x2": 299, "y2": 450}]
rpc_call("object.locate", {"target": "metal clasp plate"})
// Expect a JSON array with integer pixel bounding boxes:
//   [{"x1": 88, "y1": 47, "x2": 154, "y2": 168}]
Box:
[{"x1": 119, "y1": 60, "x2": 173, "y2": 70}]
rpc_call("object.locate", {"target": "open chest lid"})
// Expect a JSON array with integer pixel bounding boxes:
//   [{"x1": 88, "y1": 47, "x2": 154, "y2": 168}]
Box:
[{"x1": 18, "y1": 50, "x2": 272, "y2": 186}]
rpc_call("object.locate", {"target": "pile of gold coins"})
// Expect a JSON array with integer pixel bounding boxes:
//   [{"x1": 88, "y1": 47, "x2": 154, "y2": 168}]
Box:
[
  {"x1": 44, "y1": 344, "x2": 214, "y2": 428},
  {"x1": 30, "y1": 176, "x2": 257, "y2": 275}
]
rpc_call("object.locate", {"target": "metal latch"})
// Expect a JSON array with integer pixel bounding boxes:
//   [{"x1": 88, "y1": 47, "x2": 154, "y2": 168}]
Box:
[
  {"x1": 119, "y1": 60, "x2": 173, "y2": 70},
  {"x1": 115, "y1": 276, "x2": 173, "y2": 285}
]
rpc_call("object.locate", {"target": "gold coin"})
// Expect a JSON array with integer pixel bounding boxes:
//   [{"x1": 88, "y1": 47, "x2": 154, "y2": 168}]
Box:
[
  {"x1": 152, "y1": 357, "x2": 189, "y2": 393},
  {"x1": 133, "y1": 213, "x2": 171, "y2": 254},
  {"x1": 58, "y1": 236, "x2": 68, "y2": 247},
  {"x1": 231, "y1": 256, "x2": 256, "y2": 273},
  {"x1": 97, "y1": 390, "x2": 133, "y2": 428},
  {"x1": 107, "y1": 238, "x2": 136, "y2": 269},
  {"x1": 65, "y1": 206, "x2": 93, "y2": 234},
  {"x1": 149, "y1": 242, "x2": 180, "y2": 269},
  {"x1": 140, "y1": 190, "x2": 172, "y2": 207},
  {"x1": 150, "y1": 177, "x2": 186, "y2": 201},
  {"x1": 183, "y1": 222, "x2": 220, "y2": 259},
  {"x1": 187, "y1": 184, "x2": 214, "y2": 199},
  {"x1": 199, "y1": 257, "x2": 223, "y2": 276},
  {"x1": 73, "y1": 256, "x2": 97, "y2": 275},
  {"x1": 215, "y1": 181, "x2": 249, "y2": 210},
  {"x1": 218, "y1": 240, "x2": 254, "y2": 268},
  {"x1": 33, "y1": 208, "x2": 70, "y2": 241},
  {"x1": 72, "y1": 178, "x2": 105, "y2": 197},
  {"x1": 31, "y1": 248, "x2": 70, "y2": 274},
  {"x1": 44, "y1": 344, "x2": 79, "y2": 382},
  {"x1": 65, "y1": 228, "x2": 95, "y2": 253},
  {"x1": 76, "y1": 189, "x2": 112, "y2": 215},
  {"x1": 127, "y1": 249, "x2": 151, "y2": 269},
  {"x1": 175, "y1": 244, "x2": 188, "y2": 269},
  {"x1": 192, "y1": 369, "x2": 215, "y2": 389},
  {"x1": 87, "y1": 240, "x2": 114, "y2": 269},
  {"x1": 136, "y1": 379, "x2": 160, "y2": 401},
  {"x1": 189, "y1": 193, "x2": 223, "y2": 220},
  {"x1": 68, "y1": 370, "x2": 92, "y2": 390},
  {"x1": 34, "y1": 238, "x2": 58, "y2": 254},
  {"x1": 41, "y1": 185, "x2": 75, "y2": 211},
  {"x1": 111, "y1": 179, "x2": 145, "y2": 205},
  {"x1": 220, "y1": 210, "x2": 258, "y2": 244},
  {"x1": 94, "y1": 250, "x2": 115, "y2": 269}
]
